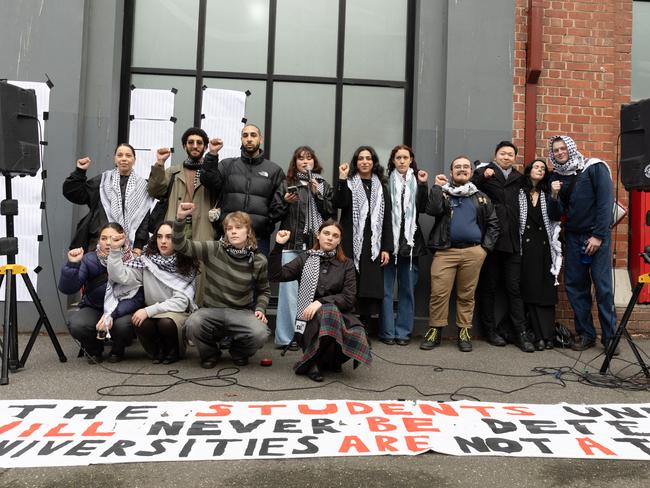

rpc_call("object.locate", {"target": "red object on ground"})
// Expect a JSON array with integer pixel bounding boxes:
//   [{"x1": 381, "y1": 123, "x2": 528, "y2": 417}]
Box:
[{"x1": 260, "y1": 358, "x2": 273, "y2": 367}]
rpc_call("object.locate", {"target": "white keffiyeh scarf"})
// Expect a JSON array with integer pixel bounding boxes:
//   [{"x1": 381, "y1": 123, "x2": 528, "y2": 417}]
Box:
[
  {"x1": 549, "y1": 135, "x2": 585, "y2": 176},
  {"x1": 100, "y1": 246, "x2": 141, "y2": 318},
  {"x1": 99, "y1": 169, "x2": 154, "y2": 245},
  {"x1": 296, "y1": 172, "x2": 325, "y2": 237},
  {"x1": 348, "y1": 174, "x2": 384, "y2": 271},
  {"x1": 389, "y1": 169, "x2": 417, "y2": 258},
  {"x1": 294, "y1": 249, "x2": 336, "y2": 335},
  {"x1": 441, "y1": 181, "x2": 479, "y2": 197}
]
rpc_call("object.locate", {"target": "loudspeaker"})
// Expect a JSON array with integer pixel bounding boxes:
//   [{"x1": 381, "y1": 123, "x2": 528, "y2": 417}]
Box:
[
  {"x1": 0, "y1": 81, "x2": 40, "y2": 176},
  {"x1": 621, "y1": 98, "x2": 650, "y2": 191}
]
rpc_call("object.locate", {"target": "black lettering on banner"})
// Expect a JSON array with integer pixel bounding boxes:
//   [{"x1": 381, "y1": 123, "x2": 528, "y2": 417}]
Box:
[
  {"x1": 482, "y1": 419, "x2": 517, "y2": 434},
  {"x1": 135, "y1": 439, "x2": 176, "y2": 456},
  {"x1": 179, "y1": 439, "x2": 196, "y2": 458},
  {"x1": 187, "y1": 421, "x2": 222, "y2": 436},
  {"x1": 454, "y1": 436, "x2": 490, "y2": 454},
  {"x1": 8, "y1": 404, "x2": 56, "y2": 419},
  {"x1": 64, "y1": 440, "x2": 104, "y2": 456},
  {"x1": 606, "y1": 421, "x2": 650, "y2": 436},
  {"x1": 147, "y1": 421, "x2": 185, "y2": 436},
  {"x1": 274, "y1": 419, "x2": 301, "y2": 433},
  {"x1": 10, "y1": 440, "x2": 39, "y2": 458},
  {"x1": 562, "y1": 406, "x2": 601, "y2": 417},
  {"x1": 259, "y1": 438, "x2": 287, "y2": 457},
  {"x1": 0, "y1": 441, "x2": 23, "y2": 456},
  {"x1": 63, "y1": 406, "x2": 107, "y2": 419},
  {"x1": 230, "y1": 419, "x2": 265, "y2": 433},
  {"x1": 116, "y1": 406, "x2": 158, "y2": 420},
  {"x1": 520, "y1": 438, "x2": 553, "y2": 454},
  {"x1": 612, "y1": 438, "x2": 650, "y2": 455},
  {"x1": 601, "y1": 407, "x2": 646, "y2": 419},
  {"x1": 244, "y1": 438, "x2": 257, "y2": 456},
  {"x1": 485, "y1": 438, "x2": 523, "y2": 454},
  {"x1": 292, "y1": 436, "x2": 319, "y2": 455},
  {"x1": 38, "y1": 440, "x2": 74, "y2": 455},
  {"x1": 311, "y1": 418, "x2": 339, "y2": 434},
  {"x1": 520, "y1": 420, "x2": 569, "y2": 435},
  {"x1": 100, "y1": 440, "x2": 136, "y2": 457},
  {"x1": 565, "y1": 419, "x2": 597, "y2": 435},
  {"x1": 206, "y1": 439, "x2": 242, "y2": 456}
]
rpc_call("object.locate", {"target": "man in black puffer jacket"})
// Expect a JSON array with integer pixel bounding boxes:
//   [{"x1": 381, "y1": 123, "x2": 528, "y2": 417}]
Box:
[{"x1": 200, "y1": 124, "x2": 285, "y2": 255}]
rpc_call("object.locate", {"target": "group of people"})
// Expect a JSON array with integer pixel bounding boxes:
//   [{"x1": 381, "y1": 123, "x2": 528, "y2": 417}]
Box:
[{"x1": 58, "y1": 123, "x2": 618, "y2": 383}]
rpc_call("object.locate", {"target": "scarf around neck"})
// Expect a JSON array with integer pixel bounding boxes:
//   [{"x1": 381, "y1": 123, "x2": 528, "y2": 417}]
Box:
[
  {"x1": 348, "y1": 174, "x2": 384, "y2": 270},
  {"x1": 100, "y1": 244, "x2": 141, "y2": 317},
  {"x1": 549, "y1": 135, "x2": 585, "y2": 176},
  {"x1": 296, "y1": 171, "x2": 325, "y2": 236},
  {"x1": 389, "y1": 168, "x2": 417, "y2": 257},
  {"x1": 294, "y1": 249, "x2": 336, "y2": 335},
  {"x1": 441, "y1": 181, "x2": 479, "y2": 197}
]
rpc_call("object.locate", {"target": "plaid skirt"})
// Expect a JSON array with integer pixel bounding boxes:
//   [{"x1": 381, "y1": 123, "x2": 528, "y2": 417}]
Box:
[{"x1": 294, "y1": 303, "x2": 372, "y2": 373}]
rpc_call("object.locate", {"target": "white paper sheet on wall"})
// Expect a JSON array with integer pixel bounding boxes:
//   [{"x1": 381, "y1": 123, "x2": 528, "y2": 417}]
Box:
[
  {"x1": 129, "y1": 119, "x2": 175, "y2": 178},
  {"x1": 0, "y1": 81, "x2": 49, "y2": 301},
  {"x1": 129, "y1": 89, "x2": 175, "y2": 120},
  {"x1": 201, "y1": 88, "x2": 246, "y2": 160}
]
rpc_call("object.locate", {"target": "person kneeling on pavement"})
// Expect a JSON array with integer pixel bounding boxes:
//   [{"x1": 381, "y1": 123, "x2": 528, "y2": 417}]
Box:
[
  {"x1": 422, "y1": 156, "x2": 499, "y2": 352},
  {"x1": 174, "y1": 203, "x2": 270, "y2": 368}
]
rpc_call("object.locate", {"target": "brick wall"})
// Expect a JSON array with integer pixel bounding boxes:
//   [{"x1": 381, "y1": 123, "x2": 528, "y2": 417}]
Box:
[{"x1": 512, "y1": 0, "x2": 648, "y2": 334}]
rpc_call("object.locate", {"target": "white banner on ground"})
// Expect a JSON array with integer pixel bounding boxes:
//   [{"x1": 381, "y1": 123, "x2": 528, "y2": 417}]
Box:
[
  {"x1": 0, "y1": 81, "x2": 49, "y2": 301},
  {"x1": 1, "y1": 399, "x2": 649, "y2": 467},
  {"x1": 201, "y1": 88, "x2": 246, "y2": 159}
]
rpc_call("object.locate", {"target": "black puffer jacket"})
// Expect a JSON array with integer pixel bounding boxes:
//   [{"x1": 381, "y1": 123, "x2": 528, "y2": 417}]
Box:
[
  {"x1": 425, "y1": 185, "x2": 500, "y2": 252},
  {"x1": 201, "y1": 152, "x2": 285, "y2": 238}
]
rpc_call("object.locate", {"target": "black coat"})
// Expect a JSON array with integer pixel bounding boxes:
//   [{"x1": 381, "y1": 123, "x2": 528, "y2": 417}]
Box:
[
  {"x1": 200, "y1": 152, "x2": 285, "y2": 238},
  {"x1": 471, "y1": 162, "x2": 522, "y2": 253},
  {"x1": 63, "y1": 168, "x2": 150, "y2": 251},
  {"x1": 425, "y1": 185, "x2": 500, "y2": 252}
]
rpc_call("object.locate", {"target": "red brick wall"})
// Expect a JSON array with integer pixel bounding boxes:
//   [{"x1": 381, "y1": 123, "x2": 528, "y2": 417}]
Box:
[{"x1": 512, "y1": 0, "x2": 648, "y2": 334}]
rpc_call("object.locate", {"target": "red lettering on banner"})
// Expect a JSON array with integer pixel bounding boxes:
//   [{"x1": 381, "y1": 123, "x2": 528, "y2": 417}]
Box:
[
  {"x1": 195, "y1": 404, "x2": 232, "y2": 417},
  {"x1": 346, "y1": 402, "x2": 372, "y2": 415},
  {"x1": 576, "y1": 437, "x2": 616, "y2": 456},
  {"x1": 460, "y1": 405, "x2": 496, "y2": 417},
  {"x1": 403, "y1": 418, "x2": 440, "y2": 433},
  {"x1": 297, "y1": 403, "x2": 337, "y2": 415},
  {"x1": 248, "y1": 404, "x2": 287, "y2": 415},
  {"x1": 338, "y1": 435, "x2": 370, "y2": 453},
  {"x1": 380, "y1": 403, "x2": 413, "y2": 416},
  {"x1": 503, "y1": 406, "x2": 535, "y2": 416},
  {"x1": 367, "y1": 417, "x2": 397, "y2": 432},
  {"x1": 81, "y1": 422, "x2": 115, "y2": 437},
  {"x1": 44, "y1": 423, "x2": 75, "y2": 437},
  {"x1": 405, "y1": 435, "x2": 430, "y2": 452},
  {"x1": 375, "y1": 436, "x2": 399, "y2": 452},
  {"x1": 19, "y1": 423, "x2": 42, "y2": 437},
  {"x1": 0, "y1": 421, "x2": 21, "y2": 434},
  {"x1": 418, "y1": 403, "x2": 459, "y2": 417}
]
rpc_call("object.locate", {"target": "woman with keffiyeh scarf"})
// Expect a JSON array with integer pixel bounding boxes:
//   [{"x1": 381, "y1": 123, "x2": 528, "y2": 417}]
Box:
[
  {"x1": 64, "y1": 143, "x2": 153, "y2": 253},
  {"x1": 333, "y1": 146, "x2": 393, "y2": 334},
  {"x1": 106, "y1": 221, "x2": 199, "y2": 364},
  {"x1": 380, "y1": 145, "x2": 429, "y2": 346},
  {"x1": 275, "y1": 146, "x2": 335, "y2": 350},
  {"x1": 518, "y1": 160, "x2": 563, "y2": 350},
  {"x1": 269, "y1": 220, "x2": 372, "y2": 382},
  {"x1": 58, "y1": 223, "x2": 144, "y2": 364}
]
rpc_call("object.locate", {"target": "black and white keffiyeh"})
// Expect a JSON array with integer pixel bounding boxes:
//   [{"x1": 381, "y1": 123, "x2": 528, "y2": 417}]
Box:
[
  {"x1": 348, "y1": 174, "x2": 385, "y2": 270},
  {"x1": 99, "y1": 169, "x2": 153, "y2": 245},
  {"x1": 222, "y1": 239, "x2": 256, "y2": 262},
  {"x1": 296, "y1": 172, "x2": 325, "y2": 236},
  {"x1": 100, "y1": 246, "x2": 141, "y2": 318},
  {"x1": 548, "y1": 135, "x2": 585, "y2": 176},
  {"x1": 182, "y1": 157, "x2": 203, "y2": 188},
  {"x1": 389, "y1": 169, "x2": 417, "y2": 258},
  {"x1": 441, "y1": 181, "x2": 479, "y2": 197},
  {"x1": 294, "y1": 249, "x2": 336, "y2": 334},
  {"x1": 518, "y1": 189, "x2": 562, "y2": 285}
]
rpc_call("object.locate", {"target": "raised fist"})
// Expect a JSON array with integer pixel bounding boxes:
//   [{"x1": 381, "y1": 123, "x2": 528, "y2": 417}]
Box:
[
  {"x1": 484, "y1": 168, "x2": 495, "y2": 179},
  {"x1": 177, "y1": 202, "x2": 196, "y2": 220},
  {"x1": 551, "y1": 180, "x2": 562, "y2": 197},
  {"x1": 76, "y1": 157, "x2": 91, "y2": 170},
  {"x1": 434, "y1": 174, "x2": 448, "y2": 187},
  {"x1": 417, "y1": 170, "x2": 429, "y2": 183},
  {"x1": 67, "y1": 247, "x2": 84, "y2": 263},
  {"x1": 209, "y1": 138, "x2": 224, "y2": 155},
  {"x1": 156, "y1": 148, "x2": 171, "y2": 166},
  {"x1": 339, "y1": 163, "x2": 350, "y2": 180},
  {"x1": 275, "y1": 230, "x2": 291, "y2": 244},
  {"x1": 110, "y1": 233, "x2": 126, "y2": 251}
]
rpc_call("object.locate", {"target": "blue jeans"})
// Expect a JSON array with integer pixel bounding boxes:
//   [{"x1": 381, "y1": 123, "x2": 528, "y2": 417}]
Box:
[
  {"x1": 275, "y1": 250, "x2": 300, "y2": 346},
  {"x1": 381, "y1": 256, "x2": 419, "y2": 340},
  {"x1": 564, "y1": 231, "x2": 617, "y2": 343}
]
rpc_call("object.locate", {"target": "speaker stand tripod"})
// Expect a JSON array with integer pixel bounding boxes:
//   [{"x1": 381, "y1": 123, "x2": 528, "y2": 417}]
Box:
[
  {"x1": 1, "y1": 174, "x2": 67, "y2": 385},
  {"x1": 599, "y1": 247, "x2": 650, "y2": 378}
]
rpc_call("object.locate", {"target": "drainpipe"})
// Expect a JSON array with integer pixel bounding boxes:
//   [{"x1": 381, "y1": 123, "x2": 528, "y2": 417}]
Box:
[{"x1": 524, "y1": 0, "x2": 542, "y2": 164}]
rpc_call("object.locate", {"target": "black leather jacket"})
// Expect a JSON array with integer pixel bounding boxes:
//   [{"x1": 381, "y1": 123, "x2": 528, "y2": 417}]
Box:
[{"x1": 425, "y1": 185, "x2": 500, "y2": 252}]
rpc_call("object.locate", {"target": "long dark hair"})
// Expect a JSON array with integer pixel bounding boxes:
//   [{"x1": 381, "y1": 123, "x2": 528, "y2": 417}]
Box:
[
  {"x1": 387, "y1": 144, "x2": 418, "y2": 175},
  {"x1": 312, "y1": 219, "x2": 347, "y2": 262},
  {"x1": 145, "y1": 221, "x2": 199, "y2": 277},
  {"x1": 522, "y1": 159, "x2": 550, "y2": 193},
  {"x1": 286, "y1": 146, "x2": 323, "y2": 185},
  {"x1": 349, "y1": 146, "x2": 386, "y2": 183}
]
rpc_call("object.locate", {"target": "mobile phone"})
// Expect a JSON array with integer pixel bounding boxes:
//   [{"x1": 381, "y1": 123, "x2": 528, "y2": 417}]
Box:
[{"x1": 287, "y1": 185, "x2": 299, "y2": 193}]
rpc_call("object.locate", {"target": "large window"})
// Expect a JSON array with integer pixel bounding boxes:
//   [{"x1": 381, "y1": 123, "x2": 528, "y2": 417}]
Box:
[
  {"x1": 119, "y1": 0, "x2": 414, "y2": 178},
  {"x1": 632, "y1": 1, "x2": 650, "y2": 101}
]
